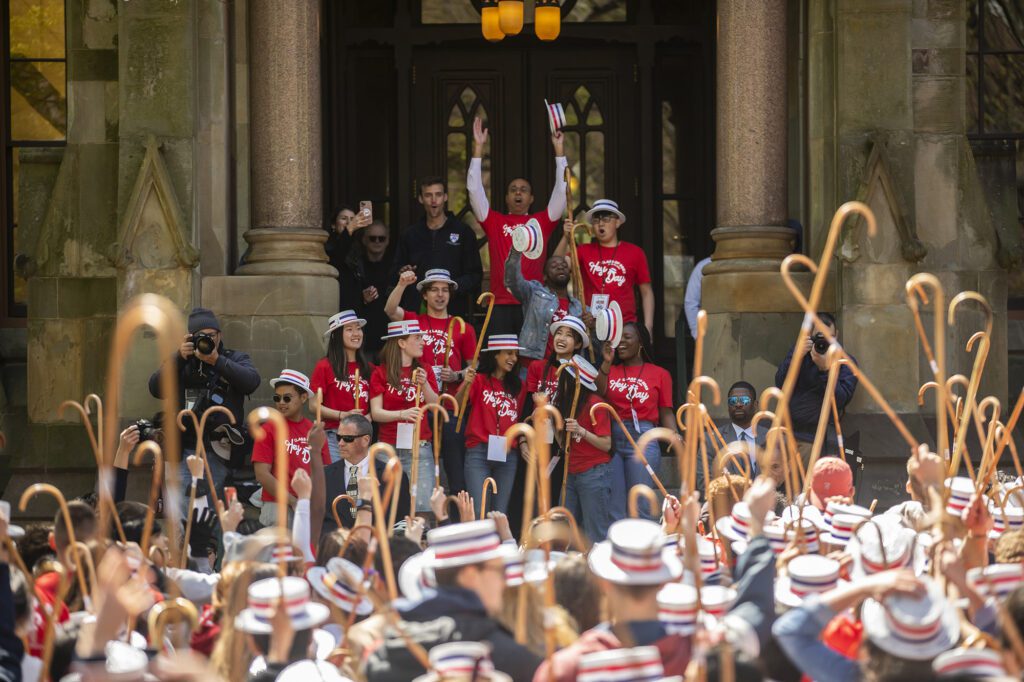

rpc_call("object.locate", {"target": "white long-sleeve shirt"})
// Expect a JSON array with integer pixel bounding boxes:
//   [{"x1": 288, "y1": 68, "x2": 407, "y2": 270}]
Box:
[
  {"x1": 467, "y1": 156, "x2": 569, "y2": 223},
  {"x1": 684, "y1": 257, "x2": 712, "y2": 339}
]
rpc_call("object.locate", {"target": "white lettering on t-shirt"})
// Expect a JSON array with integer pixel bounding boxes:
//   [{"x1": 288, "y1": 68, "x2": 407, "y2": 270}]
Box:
[
  {"x1": 333, "y1": 377, "x2": 369, "y2": 402},
  {"x1": 286, "y1": 437, "x2": 312, "y2": 465},
  {"x1": 587, "y1": 259, "x2": 627, "y2": 288},
  {"x1": 608, "y1": 376, "x2": 652, "y2": 404},
  {"x1": 389, "y1": 379, "x2": 419, "y2": 403},
  {"x1": 481, "y1": 388, "x2": 519, "y2": 420}
]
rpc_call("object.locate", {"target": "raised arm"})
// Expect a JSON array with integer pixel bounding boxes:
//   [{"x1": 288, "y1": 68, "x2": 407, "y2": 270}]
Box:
[
  {"x1": 385, "y1": 270, "x2": 417, "y2": 321},
  {"x1": 546, "y1": 132, "x2": 568, "y2": 222},
  {"x1": 468, "y1": 117, "x2": 491, "y2": 222}
]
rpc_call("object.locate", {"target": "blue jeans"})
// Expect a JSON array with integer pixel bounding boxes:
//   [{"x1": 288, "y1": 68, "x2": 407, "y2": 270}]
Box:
[
  {"x1": 610, "y1": 420, "x2": 663, "y2": 522},
  {"x1": 565, "y1": 462, "x2": 613, "y2": 543},
  {"x1": 464, "y1": 443, "x2": 518, "y2": 518},
  {"x1": 177, "y1": 447, "x2": 229, "y2": 514},
  {"x1": 398, "y1": 442, "x2": 435, "y2": 513}
]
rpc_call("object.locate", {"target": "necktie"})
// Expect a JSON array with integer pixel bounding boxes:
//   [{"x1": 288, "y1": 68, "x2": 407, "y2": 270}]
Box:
[
  {"x1": 347, "y1": 465, "x2": 359, "y2": 518},
  {"x1": 740, "y1": 432, "x2": 758, "y2": 477}
]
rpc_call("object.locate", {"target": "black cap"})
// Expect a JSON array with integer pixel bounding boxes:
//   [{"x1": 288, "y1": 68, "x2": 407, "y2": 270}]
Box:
[{"x1": 188, "y1": 307, "x2": 220, "y2": 334}]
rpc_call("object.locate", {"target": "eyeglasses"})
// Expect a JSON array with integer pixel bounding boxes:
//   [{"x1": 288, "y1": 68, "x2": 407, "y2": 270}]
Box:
[
  {"x1": 591, "y1": 214, "x2": 617, "y2": 224},
  {"x1": 338, "y1": 434, "x2": 369, "y2": 443},
  {"x1": 272, "y1": 395, "x2": 293, "y2": 404},
  {"x1": 728, "y1": 396, "x2": 752, "y2": 407},
  {"x1": 366, "y1": 235, "x2": 388, "y2": 243}
]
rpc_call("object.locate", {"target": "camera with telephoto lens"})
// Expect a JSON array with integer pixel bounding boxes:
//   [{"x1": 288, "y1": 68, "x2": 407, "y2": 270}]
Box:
[
  {"x1": 134, "y1": 419, "x2": 158, "y2": 443},
  {"x1": 811, "y1": 332, "x2": 830, "y2": 355},
  {"x1": 191, "y1": 332, "x2": 217, "y2": 355}
]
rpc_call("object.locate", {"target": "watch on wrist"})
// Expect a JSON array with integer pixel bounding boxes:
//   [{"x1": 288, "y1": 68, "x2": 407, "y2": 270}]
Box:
[{"x1": 355, "y1": 498, "x2": 373, "y2": 512}]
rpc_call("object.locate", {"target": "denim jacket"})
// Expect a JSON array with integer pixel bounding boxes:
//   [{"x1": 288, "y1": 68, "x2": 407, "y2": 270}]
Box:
[{"x1": 504, "y1": 249, "x2": 584, "y2": 360}]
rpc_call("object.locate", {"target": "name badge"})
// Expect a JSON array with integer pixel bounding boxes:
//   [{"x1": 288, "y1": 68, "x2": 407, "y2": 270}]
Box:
[
  {"x1": 547, "y1": 456, "x2": 561, "y2": 477},
  {"x1": 591, "y1": 294, "x2": 610, "y2": 313},
  {"x1": 487, "y1": 435, "x2": 508, "y2": 463},
  {"x1": 396, "y1": 422, "x2": 414, "y2": 450},
  {"x1": 631, "y1": 408, "x2": 641, "y2": 433}
]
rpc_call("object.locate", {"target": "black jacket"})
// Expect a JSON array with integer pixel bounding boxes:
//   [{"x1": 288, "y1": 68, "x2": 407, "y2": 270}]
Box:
[
  {"x1": 391, "y1": 213, "x2": 482, "y2": 318},
  {"x1": 0, "y1": 564, "x2": 22, "y2": 682},
  {"x1": 322, "y1": 456, "x2": 411, "y2": 533},
  {"x1": 365, "y1": 587, "x2": 541, "y2": 682},
  {"x1": 326, "y1": 230, "x2": 392, "y2": 357},
  {"x1": 774, "y1": 349, "x2": 858, "y2": 446},
  {"x1": 148, "y1": 345, "x2": 261, "y2": 452}
]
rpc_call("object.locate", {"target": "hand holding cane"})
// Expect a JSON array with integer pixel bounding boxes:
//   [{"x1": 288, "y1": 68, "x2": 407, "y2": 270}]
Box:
[
  {"x1": 247, "y1": 407, "x2": 291, "y2": 576},
  {"x1": 457, "y1": 292, "x2": 496, "y2": 431},
  {"x1": 176, "y1": 404, "x2": 235, "y2": 516},
  {"x1": 180, "y1": 454, "x2": 204, "y2": 568},
  {"x1": 591, "y1": 401, "x2": 668, "y2": 496}
]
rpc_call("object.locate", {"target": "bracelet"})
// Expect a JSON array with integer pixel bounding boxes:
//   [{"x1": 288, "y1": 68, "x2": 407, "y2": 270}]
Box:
[{"x1": 355, "y1": 498, "x2": 373, "y2": 512}]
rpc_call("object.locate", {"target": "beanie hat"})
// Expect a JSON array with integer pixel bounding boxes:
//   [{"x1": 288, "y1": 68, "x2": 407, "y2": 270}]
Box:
[{"x1": 188, "y1": 307, "x2": 221, "y2": 334}]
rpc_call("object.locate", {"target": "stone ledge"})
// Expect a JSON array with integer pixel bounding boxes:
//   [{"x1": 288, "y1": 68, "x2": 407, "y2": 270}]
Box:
[
  {"x1": 701, "y1": 270, "x2": 836, "y2": 313},
  {"x1": 201, "y1": 275, "x2": 339, "y2": 317}
]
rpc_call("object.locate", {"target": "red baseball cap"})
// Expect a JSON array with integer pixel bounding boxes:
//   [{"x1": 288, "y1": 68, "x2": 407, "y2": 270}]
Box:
[{"x1": 809, "y1": 457, "x2": 854, "y2": 509}]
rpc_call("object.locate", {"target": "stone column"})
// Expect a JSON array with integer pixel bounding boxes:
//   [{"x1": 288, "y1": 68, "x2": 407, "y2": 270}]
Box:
[{"x1": 236, "y1": 0, "x2": 335, "y2": 277}]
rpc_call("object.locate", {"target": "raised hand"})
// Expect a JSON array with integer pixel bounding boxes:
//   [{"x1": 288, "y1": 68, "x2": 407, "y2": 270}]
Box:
[
  {"x1": 473, "y1": 117, "x2": 489, "y2": 156},
  {"x1": 398, "y1": 270, "x2": 417, "y2": 287},
  {"x1": 430, "y1": 486, "x2": 447, "y2": 520},
  {"x1": 551, "y1": 129, "x2": 565, "y2": 156},
  {"x1": 291, "y1": 469, "x2": 312, "y2": 501}
]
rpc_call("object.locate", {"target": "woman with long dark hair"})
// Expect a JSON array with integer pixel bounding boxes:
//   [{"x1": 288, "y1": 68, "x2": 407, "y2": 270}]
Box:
[
  {"x1": 310, "y1": 310, "x2": 375, "y2": 462},
  {"x1": 525, "y1": 316, "x2": 588, "y2": 403},
  {"x1": 456, "y1": 334, "x2": 527, "y2": 517},
  {"x1": 595, "y1": 321, "x2": 677, "y2": 521}
]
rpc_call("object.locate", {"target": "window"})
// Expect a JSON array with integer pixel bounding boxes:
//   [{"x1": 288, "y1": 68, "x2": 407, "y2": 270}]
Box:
[
  {"x1": 445, "y1": 86, "x2": 491, "y2": 270},
  {"x1": 563, "y1": 85, "x2": 605, "y2": 213},
  {"x1": 3, "y1": 0, "x2": 66, "y2": 320}
]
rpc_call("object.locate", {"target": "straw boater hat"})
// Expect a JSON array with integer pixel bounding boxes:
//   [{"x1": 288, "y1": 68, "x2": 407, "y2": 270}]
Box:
[
  {"x1": 932, "y1": 648, "x2": 1007, "y2": 678},
  {"x1": 381, "y1": 319, "x2": 424, "y2": 341},
  {"x1": 820, "y1": 500, "x2": 871, "y2": 531},
  {"x1": 861, "y1": 577, "x2": 960, "y2": 660},
  {"x1": 500, "y1": 544, "x2": 525, "y2": 587},
  {"x1": 523, "y1": 548, "x2": 568, "y2": 584},
  {"x1": 412, "y1": 641, "x2": 512, "y2": 682},
  {"x1": 417, "y1": 268, "x2": 458, "y2": 291},
  {"x1": 595, "y1": 301, "x2": 623, "y2": 349},
  {"x1": 269, "y1": 369, "x2": 315, "y2": 398},
  {"x1": 275, "y1": 659, "x2": 354, "y2": 682},
  {"x1": 545, "y1": 99, "x2": 566, "y2": 134},
  {"x1": 733, "y1": 517, "x2": 820, "y2": 557},
  {"x1": 425, "y1": 519, "x2": 505, "y2": 570},
  {"x1": 715, "y1": 501, "x2": 753, "y2": 544},
  {"x1": 398, "y1": 551, "x2": 437, "y2": 601},
  {"x1": 324, "y1": 309, "x2": 366, "y2": 337},
  {"x1": 550, "y1": 315, "x2": 591, "y2": 349},
  {"x1": 236, "y1": 576, "x2": 330, "y2": 635},
  {"x1": 989, "y1": 500, "x2": 1024, "y2": 540},
  {"x1": 307, "y1": 557, "x2": 373, "y2": 617},
  {"x1": 700, "y1": 584, "x2": 737, "y2": 619},
  {"x1": 511, "y1": 218, "x2": 544, "y2": 260},
  {"x1": 563, "y1": 355, "x2": 599, "y2": 392},
  {"x1": 482, "y1": 334, "x2": 526, "y2": 353},
  {"x1": 967, "y1": 563, "x2": 1024, "y2": 600},
  {"x1": 589, "y1": 519, "x2": 683, "y2": 585},
  {"x1": 584, "y1": 198, "x2": 627, "y2": 225},
  {"x1": 775, "y1": 555, "x2": 841, "y2": 609},
  {"x1": 945, "y1": 476, "x2": 976, "y2": 515},
  {"x1": 577, "y1": 646, "x2": 670, "y2": 682},
  {"x1": 657, "y1": 583, "x2": 698, "y2": 635},
  {"x1": 820, "y1": 512, "x2": 862, "y2": 548},
  {"x1": 848, "y1": 516, "x2": 917, "y2": 578}
]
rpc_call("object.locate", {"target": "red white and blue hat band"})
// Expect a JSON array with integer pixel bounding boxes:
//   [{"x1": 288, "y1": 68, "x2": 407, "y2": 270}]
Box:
[
  {"x1": 382, "y1": 319, "x2": 423, "y2": 340},
  {"x1": 609, "y1": 544, "x2": 666, "y2": 573},
  {"x1": 586, "y1": 199, "x2": 627, "y2": 224},
  {"x1": 545, "y1": 99, "x2": 566, "y2": 133},
  {"x1": 567, "y1": 359, "x2": 599, "y2": 385},
  {"x1": 551, "y1": 316, "x2": 588, "y2": 340},
  {"x1": 418, "y1": 269, "x2": 458, "y2": 290},
  {"x1": 326, "y1": 310, "x2": 366, "y2": 336},
  {"x1": 271, "y1": 369, "x2": 312, "y2": 395},
  {"x1": 483, "y1": 334, "x2": 524, "y2": 352},
  {"x1": 886, "y1": 611, "x2": 943, "y2": 643},
  {"x1": 430, "y1": 528, "x2": 501, "y2": 563},
  {"x1": 248, "y1": 593, "x2": 308, "y2": 621}
]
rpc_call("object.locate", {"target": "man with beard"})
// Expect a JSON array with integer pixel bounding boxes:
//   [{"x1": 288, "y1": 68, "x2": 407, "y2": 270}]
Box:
[
  {"x1": 392, "y1": 177, "x2": 482, "y2": 318},
  {"x1": 468, "y1": 116, "x2": 568, "y2": 336}
]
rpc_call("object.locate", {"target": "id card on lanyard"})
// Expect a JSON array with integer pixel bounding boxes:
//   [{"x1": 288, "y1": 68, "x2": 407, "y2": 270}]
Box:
[{"x1": 627, "y1": 363, "x2": 644, "y2": 432}]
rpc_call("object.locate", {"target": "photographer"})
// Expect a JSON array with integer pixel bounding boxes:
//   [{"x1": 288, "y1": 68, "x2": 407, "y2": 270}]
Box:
[
  {"x1": 773, "y1": 312, "x2": 857, "y2": 461},
  {"x1": 148, "y1": 307, "x2": 261, "y2": 507}
]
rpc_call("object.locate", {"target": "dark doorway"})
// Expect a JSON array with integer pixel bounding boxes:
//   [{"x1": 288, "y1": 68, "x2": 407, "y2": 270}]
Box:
[{"x1": 324, "y1": 0, "x2": 715, "y2": 370}]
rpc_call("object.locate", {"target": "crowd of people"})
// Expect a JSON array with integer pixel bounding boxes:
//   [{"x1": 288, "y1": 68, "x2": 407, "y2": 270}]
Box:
[{"x1": 1, "y1": 115, "x2": 1022, "y2": 682}]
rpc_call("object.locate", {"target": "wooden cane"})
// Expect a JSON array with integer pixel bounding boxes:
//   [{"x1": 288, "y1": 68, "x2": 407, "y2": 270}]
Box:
[
  {"x1": 147, "y1": 597, "x2": 199, "y2": 650},
  {"x1": 19, "y1": 484, "x2": 91, "y2": 605},
  {"x1": 64, "y1": 542, "x2": 96, "y2": 613},
  {"x1": 481, "y1": 477, "x2": 497, "y2": 518},
  {"x1": 993, "y1": 387, "x2": 1024, "y2": 470},
  {"x1": 332, "y1": 494, "x2": 357, "y2": 528},
  {"x1": 353, "y1": 369, "x2": 362, "y2": 412},
  {"x1": 419, "y1": 403, "x2": 450, "y2": 489},
  {"x1": 368, "y1": 442, "x2": 404, "y2": 538},
  {"x1": 803, "y1": 346, "x2": 844, "y2": 498},
  {"x1": 343, "y1": 522, "x2": 387, "y2": 633},
  {"x1": 556, "y1": 359, "x2": 583, "y2": 507},
  {"x1": 628, "y1": 484, "x2": 660, "y2": 519},
  {"x1": 128, "y1": 442, "x2": 164, "y2": 555},
  {"x1": 176, "y1": 404, "x2": 235, "y2": 516},
  {"x1": 316, "y1": 387, "x2": 323, "y2": 425},
  {"x1": 39, "y1": 562, "x2": 69, "y2": 682},
  {"x1": 907, "y1": 275, "x2": 950, "y2": 459},
  {"x1": 103, "y1": 294, "x2": 185, "y2": 564},
  {"x1": 591, "y1": 402, "x2": 669, "y2": 496},
  {"x1": 947, "y1": 292, "x2": 993, "y2": 478},
  {"x1": 375, "y1": 456, "x2": 402, "y2": 597},
  {"x1": 248, "y1": 407, "x2": 290, "y2": 576},
  {"x1": 411, "y1": 385, "x2": 425, "y2": 516},
  {"x1": 545, "y1": 505, "x2": 589, "y2": 550},
  {"x1": 180, "y1": 461, "x2": 199, "y2": 569},
  {"x1": 443, "y1": 316, "x2": 467, "y2": 369},
  {"x1": 457, "y1": 292, "x2": 496, "y2": 431},
  {"x1": 975, "y1": 396, "x2": 1002, "y2": 489}
]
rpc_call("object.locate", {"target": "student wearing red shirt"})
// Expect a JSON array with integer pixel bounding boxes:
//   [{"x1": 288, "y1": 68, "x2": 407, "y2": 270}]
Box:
[
  {"x1": 526, "y1": 315, "x2": 589, "y2": 404},
  {"x1": 369, "y1": 320, "x2": 441, "y2": 514},
  {"x1": 455, "y1": 334, "x2": 527, "y2": 518},
  {"x1": 310, "y1": 310, "x2": 374, "y2": 464},
  {"x1": 468, "y1": 116, "x2": 568, "y2": 336},
  {"x1": 555, "y1": 355, "x2": 613, "y2": 543},
  {"x1": 595, "y1": 322, "x2": 679, "y2": 522},
  {"x1": 252, "y1": 369, "x2": 330, "y2": 527},
  {"x1": 385, "y1": 268, "x2": 477, "y2": 494},
  {"x1": 554, "y1": 199, "x2": 654, "y2": 337}
]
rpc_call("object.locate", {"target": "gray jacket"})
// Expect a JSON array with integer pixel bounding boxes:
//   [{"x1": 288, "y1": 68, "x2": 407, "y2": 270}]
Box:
[{"x1": 504, "y1": 249, "x2": 584, "y2": 361}]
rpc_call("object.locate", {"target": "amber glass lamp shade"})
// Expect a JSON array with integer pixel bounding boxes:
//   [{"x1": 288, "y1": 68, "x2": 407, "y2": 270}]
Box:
[
  {"x1": 535, "y1": 2, "x2": 561, "y2": 41},
  {"x1": 498, "y1": 0, "x2": 525, "y2": 36},
  {"x1": 481, "y1": 2, "x2": 505, "y2": 42}
]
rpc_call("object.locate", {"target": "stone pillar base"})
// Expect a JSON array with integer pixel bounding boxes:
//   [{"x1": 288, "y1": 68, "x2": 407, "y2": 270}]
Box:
[
  {"x1": 202, "y1": 275, "x2": 339, "y2": 402},
  {"x1": 235, "y1": 228, "x2": 338, "y2": 277},
  {"x1": 705, "y1": 226, "x2": 797, "y2": 274}
]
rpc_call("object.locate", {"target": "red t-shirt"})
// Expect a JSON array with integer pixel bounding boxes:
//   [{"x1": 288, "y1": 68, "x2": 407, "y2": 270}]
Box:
[
  {"x1": 251, "y1": 417, "x2": 331, "y2": 502},
  {"x1": 576, "y1": 241, "x2": 651, "y2": 323},
  {"x1": 369, "y1": 364, "x2": 441, "y2": 445},
  {"x1": 465, "y1": 375, "x2": 528, "y2": 448},
  {"x1": 309, "y1": 358, "x2": 372, "y2": 430},
  {"x1": 605, "y1": 362, "x2": 674, "y2": 424},
  {"x1": 482, "y1": 209, "x2": 559, "y2": 305},
  {"x1": 30, "y1": 571, "x2": 69, "y2": 657},
  {"x1": 565, "y1": 395, "x2": 611, "y2": 474},
  {"x1": 403, "y1": 311, "x2": 477, "y2": 393},
  {"x1": 526, "y1": 359, "x2": 561, "y2": 403}
]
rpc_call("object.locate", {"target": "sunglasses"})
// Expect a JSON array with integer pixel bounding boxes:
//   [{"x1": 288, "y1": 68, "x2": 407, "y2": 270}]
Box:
[
  {"x1": 366, "y1": 235, "x2": 388, "y2": 243},
  {"x1": 728, "y1": 396, "x2": 752, "y2": 407},
  {"x1": 272, "y1": 394, "x2": 294, "y2": 403},
  {"x1": 338, "y1": 434, "x2": 369, "y2": 443}
]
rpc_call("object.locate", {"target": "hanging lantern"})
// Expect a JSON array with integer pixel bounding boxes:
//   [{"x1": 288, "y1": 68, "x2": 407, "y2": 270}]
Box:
[
  {"x1": 481, "y1": 0, "x2": 505, "y2": 42},
  {"x1": 535, "y1": 0, "x2": 561, "y2": 41},
  {"x1": 498, "y1": 0, "x2": 525, "y2": 36}
]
